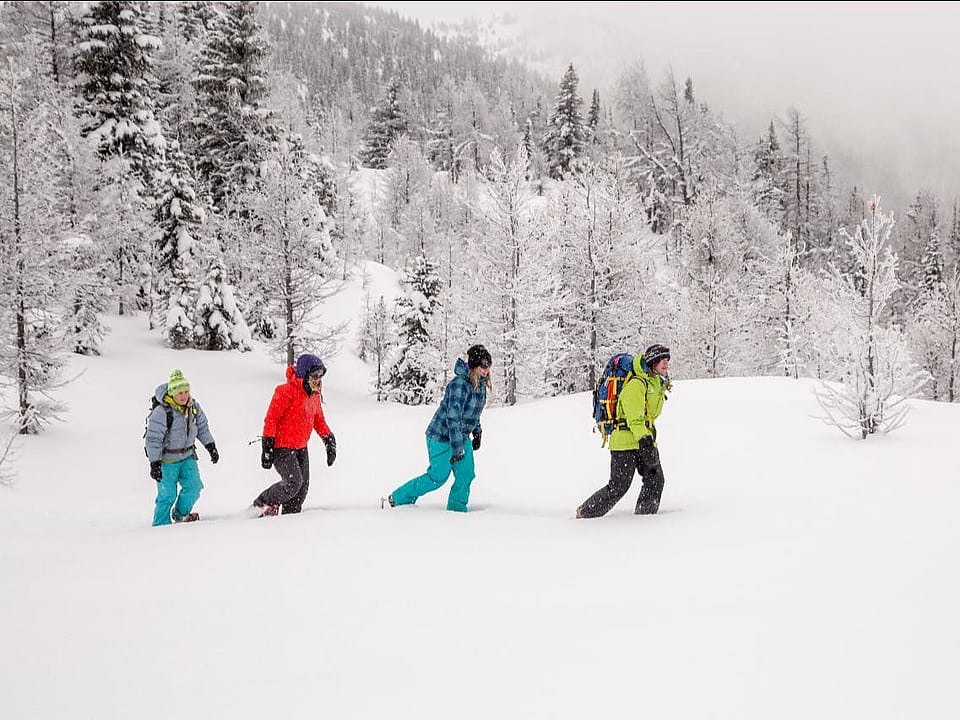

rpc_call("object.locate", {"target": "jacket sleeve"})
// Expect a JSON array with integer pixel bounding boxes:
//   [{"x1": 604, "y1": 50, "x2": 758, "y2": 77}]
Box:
[
  {"x1": 195, "y1": 402, "x2": 215, "y2": 447},
  {"x1": 621, "y1": 377, "x2": 652, "y2": 444},
  {"x1": 313, "y1": 403, "x2": 332, "y2": 437},
  {"x1": 144, "y1": 406, "x2": 169, "y2": 462},
  {"x1": 262, "y1": 385, "x2": 291, "y2": 438},
  {"x1": 444, "y1": 381, "x2": 467, "y2": 453}
]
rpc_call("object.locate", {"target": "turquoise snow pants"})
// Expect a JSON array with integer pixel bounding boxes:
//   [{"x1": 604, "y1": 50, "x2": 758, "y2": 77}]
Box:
[
  {"x1": 153, "y1": 456, "x2": 204, "y2": 526},
  {"x1": 391, "y1": 437, "x2": 476, "y2": 512}
]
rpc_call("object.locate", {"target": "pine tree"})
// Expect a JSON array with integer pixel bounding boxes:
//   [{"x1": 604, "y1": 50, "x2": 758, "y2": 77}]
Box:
[
  {"x1": 383, "y1": 254, "x2": 442, "y2": 405},
  {"x1": 73, "y1": 0, "x2": 165, "y2": 191},
  {"x1": 193, "y1": 259, "x2": 252, "y2": 351},
  {"x1": 587, "y1": 88, "x2": 601, "y2": 136},
  {"x1": 360, "y1": 78, "x2": 408, "y2": 170},
  {"x1": 191, "y1": 0, "x2": 274, "y2": 206},
  {"x1": 542, "y1": 63, "x2": 586, "y2": 179},
  {"x1": 64, "y1": 239, "x2": 110, "y2": 355},
  {"x1": 752, "y1": 121, "x2": 784, "y2": 224},
  {"x1": 155, "y1": 141, "x2": 204, "y2": 345}
]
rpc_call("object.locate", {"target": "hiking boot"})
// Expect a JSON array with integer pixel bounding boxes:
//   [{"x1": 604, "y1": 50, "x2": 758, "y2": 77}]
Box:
[
  {"x1": 635, "y1": 500, "x2": 659, "y2": 515},
  {"x1": 181, "y1": 512, "x2": 200, "y2": 522},
  {"x1": 245, "y1": 503, "x2": 279, "y2": 519},
  {"x1": 380, "y1": 495, "x2": 395, "y2": 509}
]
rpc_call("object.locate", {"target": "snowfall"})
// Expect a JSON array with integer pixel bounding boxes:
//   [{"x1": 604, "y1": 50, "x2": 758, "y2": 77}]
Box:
[{"x1": 1, "y1": 262, "x2": 957, "y2": 720}]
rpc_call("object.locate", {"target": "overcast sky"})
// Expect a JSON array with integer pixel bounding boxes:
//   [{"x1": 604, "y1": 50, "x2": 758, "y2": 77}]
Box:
[{"x1": 367, "y1": 1, "x2": 960, "y2": 210}]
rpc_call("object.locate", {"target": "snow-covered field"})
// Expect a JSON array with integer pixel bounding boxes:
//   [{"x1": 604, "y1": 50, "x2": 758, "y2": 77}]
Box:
[{"x1": 1, "y1": 271, "x2": 957, "y2": 719}]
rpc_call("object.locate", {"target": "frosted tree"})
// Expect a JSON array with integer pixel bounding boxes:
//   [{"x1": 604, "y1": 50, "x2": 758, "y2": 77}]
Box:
[
  {"x1": 246, "y1": 135, "x2": 340, "y2": 365},
  {"x1": 542, "y1": 63, "x2": 586, "y2": 180},
  {"x1": 752, "y1": 120, "x2": 785, "y2": 226},
  {"x1": 557, "y1": 156, "x2": 653, "y2": 392},
  {"x1": 357, "y1": 293, "x2": 396, "y2": 402},
  {"x1": 383, "y1": 254, "x2": 443, "y2": 405},
  {"x1": 815, "y1": 197, "x2": 927, "y2": 438},
  {"x1": 64, "y1": 238, "x2": 110, "y2": 356},
  {"x1": 360, "y1": 78, "x2": 408, "y2": 170},
  {"x1": 906, "y1": 267, "x2": 960, "y2": 401},
  {"x1": 676, "y1": 190, "x2": 779, "y2": 378},
  {"x1": 0, "y1": 52, "x2": 68, "y2": 433},
  {"x1": 190, "y1": 0, "x2": 274, "y2": 206},
  {"x1": 73, "y1": 0, "x2": 165, "y2": 191},
  {"x1": 193, "y1": 259, "x2": 252, "y2": 351},
  {"x1": 466, "y1": 146, "x2": 565, "y2": 404},
  {"x1": 383, "y1": 255, "x2": 443, "y2": 405}
]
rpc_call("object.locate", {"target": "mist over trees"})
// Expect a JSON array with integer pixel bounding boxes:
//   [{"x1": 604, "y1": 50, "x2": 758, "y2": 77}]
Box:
[{"x1": 0, "y1": 0, "x2": 956, "y2": 438}]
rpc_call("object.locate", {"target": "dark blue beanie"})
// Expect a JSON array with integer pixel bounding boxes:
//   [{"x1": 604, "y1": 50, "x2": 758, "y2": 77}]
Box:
[{"x1": 295, "y1": 354, "x2": 325, "y2": 378}]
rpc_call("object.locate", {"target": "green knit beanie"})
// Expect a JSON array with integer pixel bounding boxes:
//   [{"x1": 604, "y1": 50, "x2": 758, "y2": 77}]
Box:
[{"x1": 168, "y1": 369, "x2": 190, "y2": 395}]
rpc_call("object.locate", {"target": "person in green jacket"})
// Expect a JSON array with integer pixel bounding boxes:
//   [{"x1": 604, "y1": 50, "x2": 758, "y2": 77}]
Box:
[{"x1": 577, "y1": 344, "x2": 671, "y2": 518}]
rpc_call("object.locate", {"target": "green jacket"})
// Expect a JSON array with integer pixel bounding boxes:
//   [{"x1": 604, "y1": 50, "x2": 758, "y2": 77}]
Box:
[{"x1": 607, "y1": 355, "x2": 669, "y2": 451}]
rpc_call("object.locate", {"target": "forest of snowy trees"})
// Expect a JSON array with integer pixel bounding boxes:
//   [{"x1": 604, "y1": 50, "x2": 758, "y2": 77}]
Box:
[{"x1": 1, "y1": 1, "x2": 958, "y2": 439}]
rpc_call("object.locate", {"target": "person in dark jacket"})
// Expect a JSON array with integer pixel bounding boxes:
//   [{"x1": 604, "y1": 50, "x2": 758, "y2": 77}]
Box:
[
  {"x1": 249, "y1": 354, "x2": 336, "y2": 517},
  {"x1": 577, "y1": 344, "x2": 671, "y2": 518},
  {"x1": 144, "y1": 369, "x2": 218, "y2": 526},
  {"x1": 383, "y1": 344, "x2": 492, "y2": 513}
]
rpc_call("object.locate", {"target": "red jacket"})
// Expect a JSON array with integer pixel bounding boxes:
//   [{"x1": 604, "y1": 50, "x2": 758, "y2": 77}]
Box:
[{"x1": 262, "y1": 366, "x2": 332, "y2": 449}]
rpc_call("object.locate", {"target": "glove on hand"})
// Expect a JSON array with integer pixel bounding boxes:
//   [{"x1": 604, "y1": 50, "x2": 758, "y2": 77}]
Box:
[
  {"x1": 205, "y1": 443, "x2": 219, "y2": 464},
  {"x1": 450, "y1": 447, "x2": 465, "y2": 465},
  {"x1": 322, "y1": 434, "x2": 337, "y2": 467},
  {"x1": 261, "y1": 437, "x2": 275, "y2": 470},
  {"x1": 472, "y1": 431, "x2": 482, "y2": 451},
  {"x1": 150, "y1": 461, "x2": 162, "y2": 482}
]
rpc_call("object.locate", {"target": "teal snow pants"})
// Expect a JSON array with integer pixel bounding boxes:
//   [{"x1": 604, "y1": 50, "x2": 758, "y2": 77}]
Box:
[
  {"x1": 153, "y1": 456, "x2": 203, "y2": 526},
  {"x1": 391, "y1": 437, "x2": 476, "y2": 512}
]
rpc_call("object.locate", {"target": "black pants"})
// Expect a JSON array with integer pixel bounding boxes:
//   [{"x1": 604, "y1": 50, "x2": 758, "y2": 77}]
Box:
[
  {"x1": 578, "y1": 437, "x2": 665, "y2": 518},
  {"x1": 256, "y1": 447, "x2": 310, "y2": 514}
]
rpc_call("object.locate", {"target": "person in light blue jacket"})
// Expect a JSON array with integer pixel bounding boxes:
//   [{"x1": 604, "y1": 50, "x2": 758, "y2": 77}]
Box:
[
  {"x1": 383, "y1": 345, "x2": 492, "y2": 512},
  {"x1": 144, "y1": 369, "x2": 218, "y2": 526}
]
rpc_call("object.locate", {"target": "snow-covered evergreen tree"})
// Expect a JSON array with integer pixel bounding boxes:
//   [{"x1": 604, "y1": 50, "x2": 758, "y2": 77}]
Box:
[
  {"x1": 360, "y1": 78, "x2": 408, "y2": 170},
  {"x1": 383, "y1": 254, "x2": 443, "y2": 405},
  {"x1": 193, "y1": 259, "x2": 252, "y2": 351},
  {"x1": 815, "y1": 196, "x2": 927, "y2": 438},
  {"x1": 64, "y1": 239, "x2": 110, "y2": 356},
  {"x1": 190, "y1": 0, "x2": 274, "y2": 206},
  {"x1": 542, "y1": 63, "x2": 586, "y2": 180},
  {"x1": 155, "y1": 140, "x2": 204, "y2": 342},
  {"x1": 73, "y1": 0, "x2": 165, "y2": 191}
]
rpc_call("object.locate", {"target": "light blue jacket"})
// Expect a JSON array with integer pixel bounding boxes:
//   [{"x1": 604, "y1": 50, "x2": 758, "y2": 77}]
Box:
[{"x1": 144, "y1": 383, "x2": 215, "y2": 463}]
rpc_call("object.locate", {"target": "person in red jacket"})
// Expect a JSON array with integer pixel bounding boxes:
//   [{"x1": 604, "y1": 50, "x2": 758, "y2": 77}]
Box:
[{"x1": 248, "y1": 353, "x2": 337, "y2": 517}]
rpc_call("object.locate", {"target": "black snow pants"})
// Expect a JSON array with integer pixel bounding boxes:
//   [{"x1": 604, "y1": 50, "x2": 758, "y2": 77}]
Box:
[
  {"x1": 256, "y1": 447, "x2": 310, "y2": 514},
  {"x1": 578, "y1": 436, "x2": 665, "y2": 518}
]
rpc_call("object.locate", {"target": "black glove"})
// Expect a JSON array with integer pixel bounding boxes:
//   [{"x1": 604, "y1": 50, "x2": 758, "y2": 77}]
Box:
[
  {"x1": 261, "y1": 437, "x2": 275, "y2": 470},
  {"x1": 205, "y1": 443, "x2": 219, "y2": 464},
  {"x1": 472, "y1": 431, "x2": 482, "y2": 451},
  {"x1": 451, "y1": 447, "x2": 465, "y2": 465},
  {"x1": 322, "y1": 434, "x2": 337, "y2": 466},
  {"x1": 150, "y1": 461, "x2": 162, "y2": 482}
]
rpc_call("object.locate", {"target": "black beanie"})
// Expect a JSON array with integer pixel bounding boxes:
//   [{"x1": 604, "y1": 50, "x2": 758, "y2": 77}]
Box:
[
  {"x1": 644, "y1": 344, "x2": 671, "y2": 366},
  {"x1": 467, "y1": 344, "x2": 492, "y2": 369}
]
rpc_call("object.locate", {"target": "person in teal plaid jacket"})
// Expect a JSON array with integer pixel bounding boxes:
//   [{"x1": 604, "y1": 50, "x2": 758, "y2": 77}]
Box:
[{"x1": 383, "y1": 345, "x2": 492, "y2": 512}]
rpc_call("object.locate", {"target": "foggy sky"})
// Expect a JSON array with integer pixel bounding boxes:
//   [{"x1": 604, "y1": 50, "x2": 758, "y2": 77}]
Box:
[{"x1": 367, "y1": 1, "x2": 960, "y2": 211}]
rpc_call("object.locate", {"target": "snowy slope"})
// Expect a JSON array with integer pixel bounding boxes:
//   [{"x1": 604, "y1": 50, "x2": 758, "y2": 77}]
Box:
[{"x1": 1, "y1": 267, "x2": 957, "y2": 719}]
